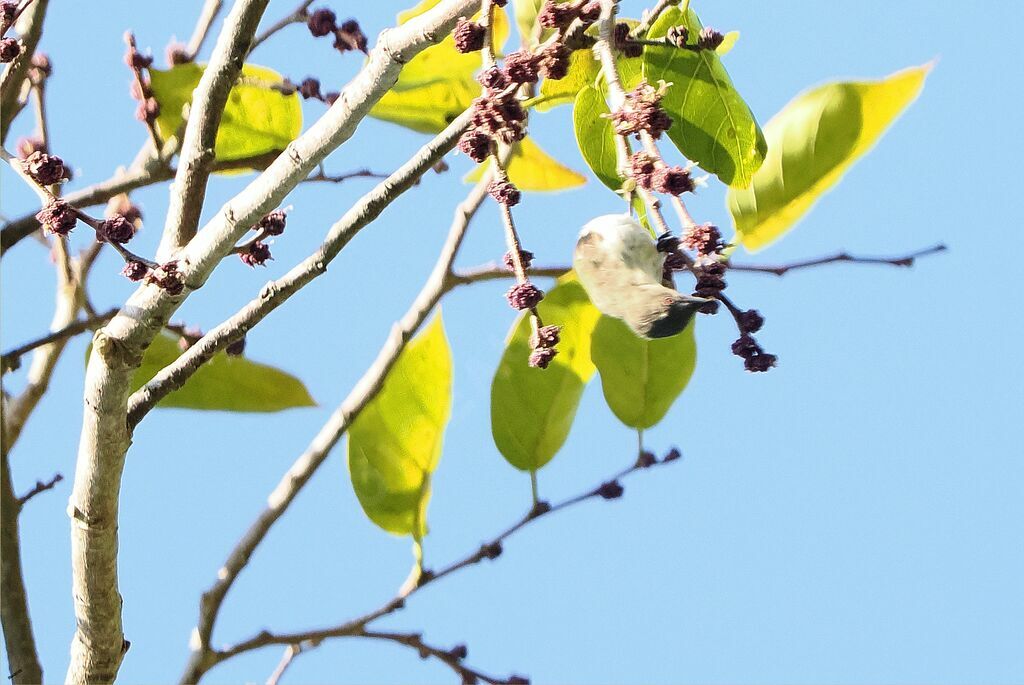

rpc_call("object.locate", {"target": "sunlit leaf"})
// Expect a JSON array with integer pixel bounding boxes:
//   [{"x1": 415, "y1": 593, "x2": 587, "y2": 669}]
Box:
[
  {"x1": 716, "y1": 30, "x2": 740, "y2": 56},
  {"x1": 727, "y1": 64, "x2": 930, "y2": 252},
  {"x1": 642, "y1": 7, "x2": 766, "y2": 188},
  {"x1": 535, "y1": 50, "x2": 601, "y2": 111},
  {"x1": 347, "y1": 315, "x2": 452, "y2": 539},
  {"x1": 149, "y1": 63, "x2": 301, "y2": 170},
  {"x1": 95, "y1": 332, "x2": 315, "y2": 412},
  {"x1": 370, "y1": 0, "x2": 509, "y2": 133},
  {"x1": 464, "y1": 137, "x2": 586, "y2": 191},
  {"x1": 573, "y1": 84, "x2": 619, "y2": 191},
  {"x1": 590, "y1": 315, "x2": 697, "y2": 429},
  {"x1": 491, "y1": 276, "x2": 601, "y2": 472},
  {"x1": 512, "y1": 0, "x2": 545, "y2": 47}
]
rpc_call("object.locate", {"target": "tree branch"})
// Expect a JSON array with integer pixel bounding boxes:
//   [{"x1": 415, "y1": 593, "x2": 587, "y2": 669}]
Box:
[
  {"x1": 727, "y1": 244, "x2": 948, "y2": 275},
  {"x1": 156, "y1": 0, "x2": 271, "y2": 258},
  {"x1": 0, "y1": 0, "x2": 48, "y2": 143},
  {"x1": 16, "y1": 471, "x2": 63, "y2": 505},
  {"x1": 178, "y1": 148, "x2": 495, "y2": 685},
  {"x1": 203, "y1": 449, "x2": 680, "y2": 675},
  {"x1": 1, "y1": 308, "x2": 117, "y2": 374},
  {"x1": 186, "y1": 0, "x2": 225, "y2": 60},
  {"x1": 127, "y1": 108, "x2": 471, "y2": 426},
  {"x1": 248, "y1": 0, "x2": 314, "y2": 55},
  {"x1": 68, "y1": 4, "x2": 481, "y2": 682}
]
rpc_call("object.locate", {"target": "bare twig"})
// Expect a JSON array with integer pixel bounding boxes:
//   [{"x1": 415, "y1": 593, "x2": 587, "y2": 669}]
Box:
[
  {"x1": 265, "y1": 643, "x2": 302, "y2": 685},
  {"x1": 203, "y1": 450, "x2": 679, "y2": 674},
  {"x1": 249, "y1": 0, "x2": 314, "y2": 55},
  {"x1": 359, "y1": 630, "x2": 525, "y2": 685},
  {"x1": 186, "y1": 0, "x2": 225, "y2": 59},
  {"x1": 300, "y1": 167, "x2": 390, "y2": 184},
  {"x1": 727, "y1": 244, "x2": 948, "y2": 275},
  {"x1": 16, "y1": 472, "x2": 63, "y2": 505},
  {"x1": 1, "y1": 308, "x2": 118, "y2": 374},
  {"x1": 178, "y1": 142, "x2": 495, "y2": 685}
]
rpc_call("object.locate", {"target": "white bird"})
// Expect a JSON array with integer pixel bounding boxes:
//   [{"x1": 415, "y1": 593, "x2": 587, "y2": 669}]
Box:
[{"x1": 573, "y1": 214, "x2": 708, "y2": 339}]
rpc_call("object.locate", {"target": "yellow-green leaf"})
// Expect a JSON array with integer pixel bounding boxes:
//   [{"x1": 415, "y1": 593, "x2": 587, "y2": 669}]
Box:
[
  {"x1": 491, "y1": 276, "x2": 601, "y2": 472},
  {"x1": 93, "y1": 332, "x2": 315, "y2": 412},
  {"x1": 727, "y1": 64, "x2": 930, "y2": 252},
  {"x1": 590, "y1": 315, "x2": 697, "y2": 429},
  {"x1": 149, "y1": 63, "x2": 301, "y2": 170},
  {"x1": 370, "y1": 0, "x2": 509, "y2": 133},
  {"x1": 535, "y1": 50, "x2": 601, "y2": 112},
  {"x1": 464, "y1": 137, "x2": 586, "y2": 191},
  {"x1": 642, "y1": 8, "x2": 766, "y2": 188},
  {"x1": 573, "y1": 84, "x2": 619, "y2": 191},
  {"x1": 347, "y1": 315, "x2": 452, "y2": 539},
  {"x1": 512, "y1": 0, "x2": 545, "y2": 47},
  {"x1": 716, "y1": 31, "x2": 739, "y2": 56}
]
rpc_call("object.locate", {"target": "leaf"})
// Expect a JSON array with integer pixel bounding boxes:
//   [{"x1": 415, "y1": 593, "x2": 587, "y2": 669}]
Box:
[
  {"x1": 100, "y1": 332, "x2": 315, "y2": 412},
  {"x1": 149, "y1": 63, "x2": 302, "y2": 169},
  {"x1": 573, "y1": 84, "x2": 619, "y2": 191},
  {"x1": 535, "y1": 50, "x2": 601, "y2": 111},
  {"x1": 727, "y1": 65, "x2": 930, "y2": 252},
  {"x1": 491, "y1": 276, "x2": 601, "y2": 472},
  {"x1": 512, "y1": 0, "x2": 544, "y2": 47},
  {"x1": 590, "y1": 315, "x2": 697, "y2": 429},
  {"x1": 642, "y1": 7, "x2": 766, "y2": 188},
  {"x1": 347, "y1": 315, "x2": 453, "y2": 539},
  {"x1": 370, "y1": 0, "x2": 509, "y2": 133},
  {"x1": 716, "y1": 31, "x2": 740, "y2": 56},
  {"x1": 464, "y1": 137, "x2": 586, "y2": 191}
]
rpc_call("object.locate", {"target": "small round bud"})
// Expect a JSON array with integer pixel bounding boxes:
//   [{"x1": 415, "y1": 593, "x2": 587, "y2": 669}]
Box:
[
  {"x1": 97, "y1": 215, "x2": 135, "y2": 244},
  {"x1": 663, "y1": 447, "x2": 682, "y2": 462},
  {"x1": 477, "y1": 65, "x2": 506, "y2": 90},
  {"x1": 256, "y1": 210, "x2": 287, "y2": 235},
  {"x1": 652, "y1": 166, "x2": 694, "y2": 195},
  {"x1": 452, "y1": 17, "x2": 485, "y2": 53},
  {"x1": 136, "y1": 98, "x2": 160, "y2": 123},
  {"x1": 666, "y1": 25, "x2": 689, "y2": 47},
  {"x1": 597, "y1": 480, "x2": 624, "y2": 500},
  {"x1": 538, "y1": 1, "x2": 574, "y2": 29},
  {"x1": 528, "y1": 346, "x2": 558, "y2": 369},
  {"x1": 681, "y1": 223, "x2": 722, "y2": 256},
  {"x1": 107, "y1": 195, "x2": 143, "y2": 226},
  {"x1": 628, "y1": 152, "x2": 657, "y2": 190},
  {"x1": 697, "y1": 26, "x2": 725, "y2": 50},
  {"x1": 505, "y1": 282, "x2": 544, "y2": 310},
  {"x1": 637, "y1": 450, "x2": 657, "y2": 468},
  {"x1": 730, "y1": 334, "x2": 759, "y2": 359},
  {"x1": 487, "y1": 179, "x2": 521, "y2": 206},
  {"x1": 165, "y1": 42, "x2": 190, "y2": 65},
  {"x1": 121, "y1": 260, "x2": 149, "y2": 281},
  {"x1": 298, "y1": 77, "x2": 321, "y2": 100},
  {"x1": 125, "y1": 50, "x2": 153, "y2": 69},
  {"x1": 503, "y1": 50, "x2": 540, "y2": 84},
  {"x1": 149, "y1": 262, "x2": 185, "y2": 295},
  {"x1": 503, "y1": 248, "x2": 533, "y2": 271},
  {"x1": 239, "y1": 241, "x2": 272, "y2": 267},
  {"x1": 35, "y1": 198, "x2": 77, "y2": 236},
  {"x1": 23, "y1": 151, "x2": 69, "y2": 185},
  {"x1": 307, "y1": 7, "x2": 337, "y2": 37},
  {"x1": 738, "y1": 309, "x2": 764, "y2": 334},
  {"x1": 0, "y1": 37, "x2": 21, "y2": 63},
  {"x1": 538, "y1": 43, "x2": 570, "y2": 80},
  {"x1": 744, "y1": 352, "x2": 777, "y2": 372},
  {"x1": 449, "y1": 644, "x2": 469, "y2": 661},
  {"x1": 334, "y1": 19, "x2": 368, "y2": 53},
  {"x1": 457, "y1": 129, "x2": 492, "y2": 162},
  {"x1": 531, "y1": 324, "x2": 561, "y2": 349},
  {"x1": 482, "y1": 541, "x2": 503, "y2": 559}
]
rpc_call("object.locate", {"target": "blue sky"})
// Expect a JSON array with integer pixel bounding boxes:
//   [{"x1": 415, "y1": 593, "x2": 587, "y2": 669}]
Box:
[{"x1": 2, "y1": 1, "x2": 1022, "y2": 683}]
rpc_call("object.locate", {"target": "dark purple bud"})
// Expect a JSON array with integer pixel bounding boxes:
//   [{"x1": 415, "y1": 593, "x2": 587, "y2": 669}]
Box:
[
  {"x1": 505, "y1": 282, "x2": 544, "y2": 310},
  {"x1": 477, "y1": 65, "x2": 506, "y2": 90},
  {"x1": 239, "y1": 241, "x2": 272, "y2": 267},
  {"x1": 738, "y1": 309, "x2": 764, "y2": 334},
  {"x1": 681, "y1": 223, "x2": 722, "y2": 256},
  {"x1": 731, "y1": 334, "x2": 759, "y2": 359},
  {"x1": 226, "y1": 336, "x2": 247, "y2": 356},
  {"x1": 149, "y1": 261, "x2": 185, "y2": 295},
  {"x1": 531, "y1": 324, "x2": 561, "y2": 349},
  {"x1": 637, "y1": 450, "x2": 657, "y2": 468},
  {"x1": 107, "y1": 195, "x2": 143, "y2": 226},
  {"x1": 307, "y1": 7, "x2": 337, "y2": 37},
  {"x1": 663, "y1": 446, "x2": 682, "y2": 462},
  {"x1": 744, "y1": 352, "x2": 777, "y2": 372},
  {"x1": 503, "y1": 248, "x2": 534, "y2": 271},
  {"x1": 0, "y1": 37, "x2": 21, "y2": 63},
  {"x1": 165, "y1": 42, "x2": 190, "y2": 66},
  {"x1": 298, "y1": 77, "x2": 321, "y2": 100},
  {"x1": 529, "y1": 346, "x2": 558, "y2": 369},
  {"x1": 136, "y1": 98, "x2": 160, "y2": 123},
  {"x1": 629, "y1": 152, "x2": 657, "y2": 190},
  {"x1": 125, "y1": 50, "x2": 153, "y2": 70},
  {"x1": 0, "y1": 1, "x2": 16, "y2": 28},
  {"x1": 503, "y1": 50, "x2": 540, "y2": 84},
  {"x1": 538, "y1": 1, "x2": 574, "y2": 29},
  {"x1": 652, "y1": 166, "x2": 694, "y2": 195},
  {"x1": 452, "y1": 17, "x2": 485, "y2": 53},
  {"x1": 487, "y1": 179, "x2": 521, "y2": 206},
  {"x1": 22, "y1": 151, "x2": 68, "y2": 185},
  {"x1": 334, "y1": 19, "x2": 368, "y2": 53},
  {"x1": 121, "y1": 260, "x2": 149, "y2": 281},
  {"x1": 666, "y1": 25, "x2": 690, "y2": 47},
  {"x1": 697, "y1": 26, "x2": 725, "y2": 50},
  {"x1": 97, "y1": 215, "x2": 135, "y2": 244},
  {"x1": 448, "y1": 644, "x2": 469, "y2": 660},
  {"x1": 578, "y1": 1, "x2": 601, "y2": 22},
  {"x1": 481, "y1": 541, "x2": 502, "y2": 559},
  {"x1": 538, "y1": 42, "x2": 571, "y2": 80},
  {"x1": 698, "y1": 299, "x2": 719, "y2": 315},
  {"x1": 35, "y1": 198, "x2": 77, "y2": 236},
  {"x1": 597, "y1": 480, "x2": 624, "y2": 500},
  {"x1": 256, "y1": 210, "x2": 287, "y2": 236},
  {"x1": 457, "y1": 129, "x2": 492, "y2": 162}
]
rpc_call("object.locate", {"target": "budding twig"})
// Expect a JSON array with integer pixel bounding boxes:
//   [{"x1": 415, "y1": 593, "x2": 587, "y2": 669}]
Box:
[
  {"x1": 248, "y1": 0, "x2": 314, "y2": 55},
  {"x1": 301, "y1": 167, "x2": 390, "y2": 184},
  {"x1": 1, "y1": 308, "x2": 118, "y2": 374},
  {"x1": 16, "y1": 472, "x2": 62, "y2": 506}
]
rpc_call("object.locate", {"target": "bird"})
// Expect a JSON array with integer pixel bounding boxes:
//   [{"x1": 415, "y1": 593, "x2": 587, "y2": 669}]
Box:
[{"x1": 573, "y1": 213, "x2": 708, "y2": 339}]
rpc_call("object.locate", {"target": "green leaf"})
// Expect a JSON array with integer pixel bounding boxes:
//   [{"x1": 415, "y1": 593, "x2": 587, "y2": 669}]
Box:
[
  {"x1": 642, "y1": 7, "x2": 766, "y2": 188},
  {"x1": 370, "y1": 0, "x2": 509, "y2": 133},
  {"x1": 149, "y1": 63, "x2": 302, "y2": 170},
  {"x1": 463, "y1": 137, "x2": 586, "y2": 191},
  {"x1": 491, "y1": 276, "x2": 601, "y2": 472},
  {"x1": 347, "y1": 315, "x2": 453, "y2": 539},
  {"x1": 727, "y1": 64, "x2": 930, "y2": 252},
  {"x1": 512, "y1": 0, "x2": 544, "y2": 47},
  {"x1": 573, "y1": 84, "x2": 619, "y2": 191},
  {"x1": 535, "y1": 50, "x2": 601, "y2": 111},
  {"x1": 100, "y1": 332, "x2": 315, "y2": 412},
  {"x1": 716, "y1": 31, "x2": 740, "y2": 56},
  {"x1": 590, "y1": 316, "x2": 697, "y2": 429}
]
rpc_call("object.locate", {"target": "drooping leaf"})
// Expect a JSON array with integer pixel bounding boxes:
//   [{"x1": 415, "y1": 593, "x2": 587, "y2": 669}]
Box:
[
  {"x1": 149, "y1": 63, "x2": 302, "y2": 170},
  {"x1": 573, "y1": 84, "x2": 619, "y2": 191},
  {"x1": 370, "y1": 0, "x2": 509, "y2": 133},
  {"x1": 97, "y1": 332, "x2": 315, "y2": 412},
  {"x1": 491, "y1": 276, "x2": 601, "y2": 472},
  {"x1": 642, "y1": 7, "x2": 766, "y2": 188},
  {"x1": 727, "y1": 64, "x2": 930, "y2": 252},
  {"x1": 464, "y1": 137, "x2": 585, "y2": 190},
  {"x1": 347, "y1": 315, "x2": 452, "y2": 539},
  {"x1": 590, "y1": 315, "x2": 697, "y2": 429}
]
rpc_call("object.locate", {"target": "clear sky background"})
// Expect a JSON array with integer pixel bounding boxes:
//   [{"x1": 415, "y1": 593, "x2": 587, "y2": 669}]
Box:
[{"x1": 2, "y1": 1, "x2": 1022, "y2": 683}]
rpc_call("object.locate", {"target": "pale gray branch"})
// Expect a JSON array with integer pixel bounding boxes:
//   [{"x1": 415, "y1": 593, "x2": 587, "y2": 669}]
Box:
[
  {"x1": 186, "y1": 0, "x2": 225, "y2": 59},
  {"x1": 178, "y1": 160, "x2": 497, "y2": 685},
  {"x1": 0, "y1": 0, "x2": 48, "y2": 143}
]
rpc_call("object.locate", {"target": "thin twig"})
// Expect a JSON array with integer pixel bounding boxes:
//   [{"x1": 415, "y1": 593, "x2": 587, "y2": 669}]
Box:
[
  {"x1": 300, "y1": 167, "x2": 390, "y2": 184},
  {"x1": 16, "y1": 472, "x2": 62, "y2": 506},
  {"x1": 360, "y1": 630, "x2": 525, "y2": 685},
  {"x1": 124, "y1": 33, "x2": 162, "y2": 150},
  {"x1": 1, "y1": 308, "x2": 118, "y2": 374},
  {"x1": 265, "y1": 643, "x2": 301, "y2": 685},
  {"x1": 249, "y1": 0, "x2": 314, "y2": 55},
  {"x1": 186, "y1": 0, "x2": 225, "y2": 59},
  {"x1": 727, "y1": 244, "x2": 948, "y2": 275}
]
